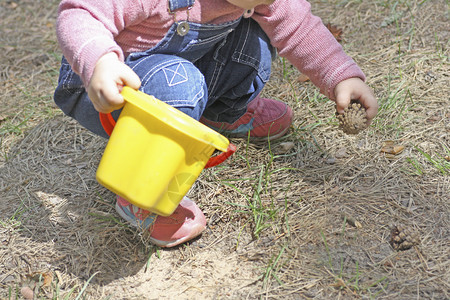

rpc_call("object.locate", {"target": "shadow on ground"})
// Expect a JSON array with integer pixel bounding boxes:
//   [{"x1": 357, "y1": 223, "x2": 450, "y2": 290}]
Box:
[{"x1": 0, "y1": 116, "x2": 151, "y2": 286}]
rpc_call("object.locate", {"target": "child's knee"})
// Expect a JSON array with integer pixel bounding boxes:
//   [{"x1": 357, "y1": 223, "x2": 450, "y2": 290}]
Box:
[{"x1": 128, "y1": 54, "x2": 207, "y2": 115}]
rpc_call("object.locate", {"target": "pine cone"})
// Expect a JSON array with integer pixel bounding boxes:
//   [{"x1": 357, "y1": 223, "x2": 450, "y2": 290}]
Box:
[
  {"x1": 336, "y1": 100, "x2": 368, "y2": 135},
  {"x1": 390, "y1": 225, "x2": 420, "y2": 251}
]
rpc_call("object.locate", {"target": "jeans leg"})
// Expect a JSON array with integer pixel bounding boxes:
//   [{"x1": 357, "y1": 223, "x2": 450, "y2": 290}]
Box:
[
  {"x1": 53, "y1": 58, "x2": 117, "y2": 138},
  {"x1": 196, "y1": 18, "x2": 274, "y2": 123},
  {"x1": 54, "y1": 55, "x2": 208, "y2": 138}
]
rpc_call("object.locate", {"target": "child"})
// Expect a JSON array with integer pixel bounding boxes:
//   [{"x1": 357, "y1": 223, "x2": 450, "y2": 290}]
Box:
[{"x1": 54, "y1": 0, "x2": 378, "y2": 247}]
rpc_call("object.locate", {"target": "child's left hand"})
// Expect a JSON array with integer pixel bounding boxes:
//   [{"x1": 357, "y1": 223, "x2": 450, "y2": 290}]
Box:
[{"x1": 334, "y1": 78, "x2": 378, "y2": 125}]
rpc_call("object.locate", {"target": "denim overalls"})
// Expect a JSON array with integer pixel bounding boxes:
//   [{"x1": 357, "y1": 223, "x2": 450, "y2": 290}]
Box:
[{"x1": 54, "y1": 0, "x2": 274, "y2": 138}]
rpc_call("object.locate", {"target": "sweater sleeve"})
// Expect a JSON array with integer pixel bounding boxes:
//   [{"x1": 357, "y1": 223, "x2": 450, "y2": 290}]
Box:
[
  {"x1": 253, "y1": 0, "x2": 365, "y2": 100},
  {"x1": 56, "y1": 0, "x2": 150, "y2": 86}
]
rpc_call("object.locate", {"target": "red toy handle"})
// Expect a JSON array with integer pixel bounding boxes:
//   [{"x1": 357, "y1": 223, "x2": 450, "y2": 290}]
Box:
[
  {"x1": 204, "y1": 143, "x2": 237, "y2": 169},
  {"x1": 99, "y1": 112, "x2": 236, "y2": 168},
  {"x1": 99, "y1": 112, "x2": 116, "y2": 137}
]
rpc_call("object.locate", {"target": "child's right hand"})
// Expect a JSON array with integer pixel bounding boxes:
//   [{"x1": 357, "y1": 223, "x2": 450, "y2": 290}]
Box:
[
  {"x1": 87, "y1": 52, "x2": 141, "y2": 113},
  {"x1": 334, "y1": 78, "x2": 378, "y2": 125}
]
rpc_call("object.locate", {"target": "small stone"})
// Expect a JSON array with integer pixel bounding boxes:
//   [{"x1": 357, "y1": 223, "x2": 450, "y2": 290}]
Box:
[
  {"x1": 21, "y1": 286, "x2": 34, "y2": 300},
  {"x1": 334, "y1": 147, "x2": 347, "y2": 159},
  {"x1": 279, "y1": 142, "x2": 295, "y2": 153},
  {"x1": 326, "y1": 157, "x2": 336, "y2": 164},
  {"x1": 275, "y1": 142, "x2": 295, "y2": 154}
]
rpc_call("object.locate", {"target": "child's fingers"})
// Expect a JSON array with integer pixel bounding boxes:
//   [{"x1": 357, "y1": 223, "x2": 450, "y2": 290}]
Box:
[
  {"x1": 119, "y1": 64, "x2": 141, "y2": 90},
  {"x1": 88, "y1": 64, "x2": 141, "y2": 113},
  {"x1": 88, "y1": 79, "x2": 124, "y2": 113},
  {"x1": 94, "y1": 66, "x2": 141, "y2": 113},
  {"x1": 102, "y1": 65, "x2": 141, "y2": 110},
  {"x1": 334, "y1": 90, "x2": 351, "y2": 114},
  {"x1": 88, "y1": 52, "x2": 141, "y2": 113},
  {"x1": 334, "y1": 78, "x2": 378, "y2": 125},
  {"x1": 100, "y1": 86, "x2": 125, "y2": 112},
  {"x1": 359, "y1": 94, "x2": 378, "y2": 124}
]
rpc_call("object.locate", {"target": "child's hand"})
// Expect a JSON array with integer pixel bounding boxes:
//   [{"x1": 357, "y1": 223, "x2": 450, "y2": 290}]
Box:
[
  {"x1": 87, "y1": 52, "x2": 141, "y2": 113},
  {"x1": 334, "y1": 78, "x2": 378, "y2": 125}
]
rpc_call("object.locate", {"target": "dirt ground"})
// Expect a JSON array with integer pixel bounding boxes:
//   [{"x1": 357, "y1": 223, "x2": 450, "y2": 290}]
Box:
[{"x1": 0, "y1": 0, "x2": 448, "y2": 299}]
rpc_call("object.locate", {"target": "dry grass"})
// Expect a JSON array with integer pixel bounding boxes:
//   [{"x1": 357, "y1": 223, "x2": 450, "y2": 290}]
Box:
[{"x1": 1, "y1": 0, "x2": 449, "y2": 299}]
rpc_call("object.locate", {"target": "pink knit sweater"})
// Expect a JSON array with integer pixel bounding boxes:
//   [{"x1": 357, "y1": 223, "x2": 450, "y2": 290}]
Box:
[{"x1": 56, "y1": 0, "x2": 365, "y2": 99}]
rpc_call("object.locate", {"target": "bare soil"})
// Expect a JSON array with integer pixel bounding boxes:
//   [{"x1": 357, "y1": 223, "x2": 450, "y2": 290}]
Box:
[{"x1": 1, "y1": 0, "x2": 448, "y2": 299}]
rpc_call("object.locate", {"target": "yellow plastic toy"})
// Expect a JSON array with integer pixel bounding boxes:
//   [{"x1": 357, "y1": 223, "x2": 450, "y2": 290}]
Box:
[{"x1": 96, "y1": 87, "x2": 236, "y2": 216}]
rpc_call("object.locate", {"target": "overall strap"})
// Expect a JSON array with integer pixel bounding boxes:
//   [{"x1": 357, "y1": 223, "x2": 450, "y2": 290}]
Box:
[{"x1": 168, "y1": 0, "x2": 195, "y2": 12}]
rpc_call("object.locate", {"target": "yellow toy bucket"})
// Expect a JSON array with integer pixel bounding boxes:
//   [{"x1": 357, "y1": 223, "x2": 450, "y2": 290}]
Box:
[{"x1": 96, "y1": 87, "x2": 236, "y2": 216}]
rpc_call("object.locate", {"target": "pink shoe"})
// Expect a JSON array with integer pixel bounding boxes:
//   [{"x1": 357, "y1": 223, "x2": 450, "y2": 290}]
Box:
[
  {"x1": 200, "y1": 95, "x2": 293, "y2": 141},
  {"x1": 116, "y1": 196, "x2": 206, "y2": 248}
]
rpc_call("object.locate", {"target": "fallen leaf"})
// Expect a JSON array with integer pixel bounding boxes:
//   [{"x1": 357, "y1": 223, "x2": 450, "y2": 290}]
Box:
[
  {"x1": 331, "y1": 278, "x2": 346, "y2": 289},
  {"x1": 28, "y1": 271, "x2": 53, "y2": 288},
  {"x1": 326, "y1": 23, "x2": 343, "y2": 42},
  {"x1": 42, "y1": 272, "x2": 53, "y2": 287},
  {"x1": 392, "y1": 146, "x2": 405, "y2": 154},
  {"x1": 342, "y1": 214, "x2": 362, "y2": 228},
  {"x1": 383, "y1": 260, "x2": 394, "y2": 268},
  {"x1": 380, "y1": 141, "x2": 405, "y2": 155},
  {"x1": 297, "y1": 73, "x2": 310, "y2": 82}
]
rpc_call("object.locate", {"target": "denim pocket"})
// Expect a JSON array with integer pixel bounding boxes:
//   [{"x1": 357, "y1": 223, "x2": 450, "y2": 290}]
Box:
[
  {"x1": 214, "y1": 18, "x2": 272, "y2": 83},
  {"x1": 182, "y1": 28, "x2": 233, "y2": 52},
  {"x1": 232, "y1": 20, "x2": 272, "y2": 83}
]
